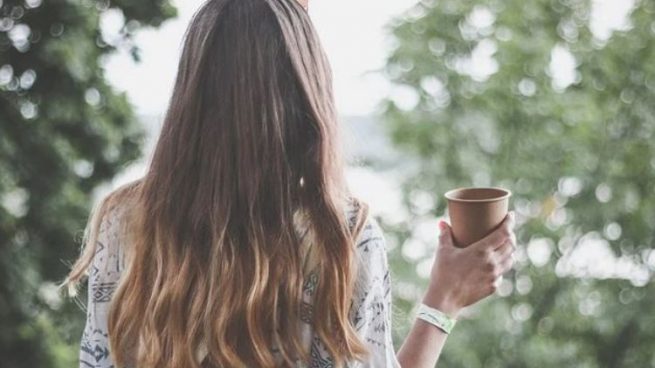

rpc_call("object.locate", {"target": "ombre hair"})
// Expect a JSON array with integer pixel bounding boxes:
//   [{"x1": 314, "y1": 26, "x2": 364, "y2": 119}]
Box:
[{"x1": 64, "y1": 0, "x2": 372, "y2": 366}]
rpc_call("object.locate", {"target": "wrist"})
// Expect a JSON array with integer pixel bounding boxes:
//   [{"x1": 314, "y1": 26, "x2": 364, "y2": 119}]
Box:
[
  {"x1": 417, "y1": 303, "x2": 457, "y2": 334},
  {"x1": 422, "y1": 287, "x2": 461, "y2": 319}
]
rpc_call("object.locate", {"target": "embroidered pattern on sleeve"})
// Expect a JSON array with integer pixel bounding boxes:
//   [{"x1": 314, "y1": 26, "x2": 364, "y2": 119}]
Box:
[
  {"x1": 79, "y1": 206, "x2": 124, "y2": 368},
  {"x1": 306, "y1": 207, "x2": 398, "y2": 368}
]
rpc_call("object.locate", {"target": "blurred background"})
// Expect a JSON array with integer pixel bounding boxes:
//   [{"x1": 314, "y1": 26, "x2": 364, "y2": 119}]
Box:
[{"x1": 1, "y1": 0, "x2": 654, "y2": 366}]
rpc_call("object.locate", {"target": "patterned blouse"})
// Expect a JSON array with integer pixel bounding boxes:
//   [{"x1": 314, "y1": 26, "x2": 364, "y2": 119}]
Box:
[{"x1": 79, "y1": 202, "x2": 402, "y2": 368}]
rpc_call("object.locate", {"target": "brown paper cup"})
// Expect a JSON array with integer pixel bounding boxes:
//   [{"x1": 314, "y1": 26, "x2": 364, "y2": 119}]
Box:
[{"x1": 444, "y1": 187, "x2": 512, "y2": 247}]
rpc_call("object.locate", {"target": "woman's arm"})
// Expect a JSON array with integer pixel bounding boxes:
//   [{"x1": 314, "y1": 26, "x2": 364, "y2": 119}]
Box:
[
  {"x1": 396, "y1": 213, "x2": 516, "y2": 367},
  {"x1": 394, "y1": 288, "x2": 458, "y2": 367}
]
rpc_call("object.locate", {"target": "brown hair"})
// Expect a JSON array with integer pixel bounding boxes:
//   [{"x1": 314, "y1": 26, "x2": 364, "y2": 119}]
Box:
[{"x1": 64, "y1": 0, "x2": 371, "y2": 367}]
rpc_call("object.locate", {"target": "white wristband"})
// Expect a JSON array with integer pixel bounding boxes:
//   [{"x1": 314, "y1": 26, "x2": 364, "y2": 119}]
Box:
[{"x1": 416, "y1": 303, "x2": 457, "y2": 334}]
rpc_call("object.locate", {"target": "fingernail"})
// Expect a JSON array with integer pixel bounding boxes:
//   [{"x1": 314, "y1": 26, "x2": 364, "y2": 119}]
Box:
[{"x1": 438, "y1": 220, "x2": 448, "y2": 231}]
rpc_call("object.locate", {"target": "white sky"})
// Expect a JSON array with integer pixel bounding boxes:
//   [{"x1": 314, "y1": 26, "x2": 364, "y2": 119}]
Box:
[
  {"x1": 103, "y1": 0, "x2": 419, "y2": 118},
  {"x1": 102, "y1": 0, "x2": 635, "y2": 118}
]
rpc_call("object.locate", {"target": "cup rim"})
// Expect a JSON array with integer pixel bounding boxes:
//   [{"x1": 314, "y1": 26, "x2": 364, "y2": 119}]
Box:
[{"x1": 444, "y1": 186, "x2": 512, "y2": 203}]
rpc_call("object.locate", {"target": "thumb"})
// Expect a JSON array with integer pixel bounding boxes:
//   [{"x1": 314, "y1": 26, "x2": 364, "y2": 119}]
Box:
[{"x1": 438, "y1": 220, "x2": 454, "y2": 248}]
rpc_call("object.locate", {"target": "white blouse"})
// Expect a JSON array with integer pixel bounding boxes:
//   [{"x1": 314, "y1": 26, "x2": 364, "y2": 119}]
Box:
[{"x1": 78, "y1": 202, "x2": 401, "y2": 368}]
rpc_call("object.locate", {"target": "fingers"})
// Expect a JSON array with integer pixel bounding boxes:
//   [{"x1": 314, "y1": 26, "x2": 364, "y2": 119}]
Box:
[
  {"x1": 471, "y1": 211, "x2": 515, "y2": 251},
  {"x1": 481, "y1": 253, "x2": 515, "y2": 296},
  {"x1": 438, "y1": 220, "x2": 454, "y2": 248},
  {"x1": 480, "y1": 237, "x2": 516, "y2": 289},
  {"x1": 497, "y1": 252, "x2": 515, "y2": 274},
  {"x1": 495, "y1": 234, "x2": 516, "y2": 260},
  {"x1": 490, "y1": 235, "x2": 516, "y2": 280}
]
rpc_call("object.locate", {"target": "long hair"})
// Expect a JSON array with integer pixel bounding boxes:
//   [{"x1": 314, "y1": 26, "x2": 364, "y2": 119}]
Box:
[{"x1": 64, "y1": 0, "x2": 372, "y2": 367}]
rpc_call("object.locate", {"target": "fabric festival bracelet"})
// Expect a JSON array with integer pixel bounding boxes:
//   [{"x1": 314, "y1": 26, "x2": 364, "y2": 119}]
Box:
[{"x1": 416, "y1": 303, "x2": 457, "y2": 334}]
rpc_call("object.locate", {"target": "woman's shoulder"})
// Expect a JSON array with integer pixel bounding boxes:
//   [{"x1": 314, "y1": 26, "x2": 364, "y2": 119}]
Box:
[
  {"x1": 95, "y1": 179, "x2": 142, "y2": 244},
  {"x1": 89, "y1": 180, "x2": 142, "y2": 281},
  {"x1": 344, "y1": 196, "x2": 385, "y2": 250},
  {"x1": 344, "y1": 198, "x2": 389, "y2": 291}
]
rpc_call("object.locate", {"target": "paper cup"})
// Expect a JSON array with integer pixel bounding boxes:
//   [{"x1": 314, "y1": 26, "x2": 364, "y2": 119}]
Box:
[{"x1": 444, "y1": 187, "x2": 512, "y2": 247}]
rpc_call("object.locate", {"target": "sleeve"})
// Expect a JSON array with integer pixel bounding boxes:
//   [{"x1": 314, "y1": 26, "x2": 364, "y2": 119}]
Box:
[
  {"x1": 79, "y1": 209, "x2": 123, "y2": 368},
  {"x1": 349, "y1": 216, "x2": 402, "y2": 368}
]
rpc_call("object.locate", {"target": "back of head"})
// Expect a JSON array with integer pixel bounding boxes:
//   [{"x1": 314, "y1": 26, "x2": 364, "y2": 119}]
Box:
[{"x1": 66, "y1": 0, "x2": 371, "y2": 367}]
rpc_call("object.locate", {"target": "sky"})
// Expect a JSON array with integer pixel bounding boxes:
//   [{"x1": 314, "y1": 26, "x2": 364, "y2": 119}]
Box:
[
  {"x1": 102, "y1": 0, "x2": 419, "y2": 118},
  {"x1": 101, "y1": 0, "x2": 636, "y2": 119}
]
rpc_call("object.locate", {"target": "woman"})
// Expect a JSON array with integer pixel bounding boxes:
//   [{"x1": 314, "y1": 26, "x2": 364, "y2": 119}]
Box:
[{"x1": 64, "y1": 0, "x2": 516, "y2": 367}]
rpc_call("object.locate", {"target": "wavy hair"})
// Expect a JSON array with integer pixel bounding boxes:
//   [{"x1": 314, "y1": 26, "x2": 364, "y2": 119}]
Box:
[{"x1": 64, "y1": 0, "x2": 372, "y2": 367}]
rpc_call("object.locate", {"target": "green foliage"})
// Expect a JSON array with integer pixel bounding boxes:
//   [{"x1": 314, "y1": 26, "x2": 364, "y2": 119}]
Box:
[
  {"x1": 382, "y1": 0, "x2": 655, "y2": 366},
  {"x1": 0, "y1": 0, "x2": 175, "y2": 366}
]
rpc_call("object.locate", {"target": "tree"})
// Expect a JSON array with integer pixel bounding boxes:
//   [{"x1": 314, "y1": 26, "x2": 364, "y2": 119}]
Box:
[
  {"x1": 0, "y1": 0, "x2": 175, "y2": 366},
  {"x1": 381, "y1": 0, "x2": 655, "y2": 366}
]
